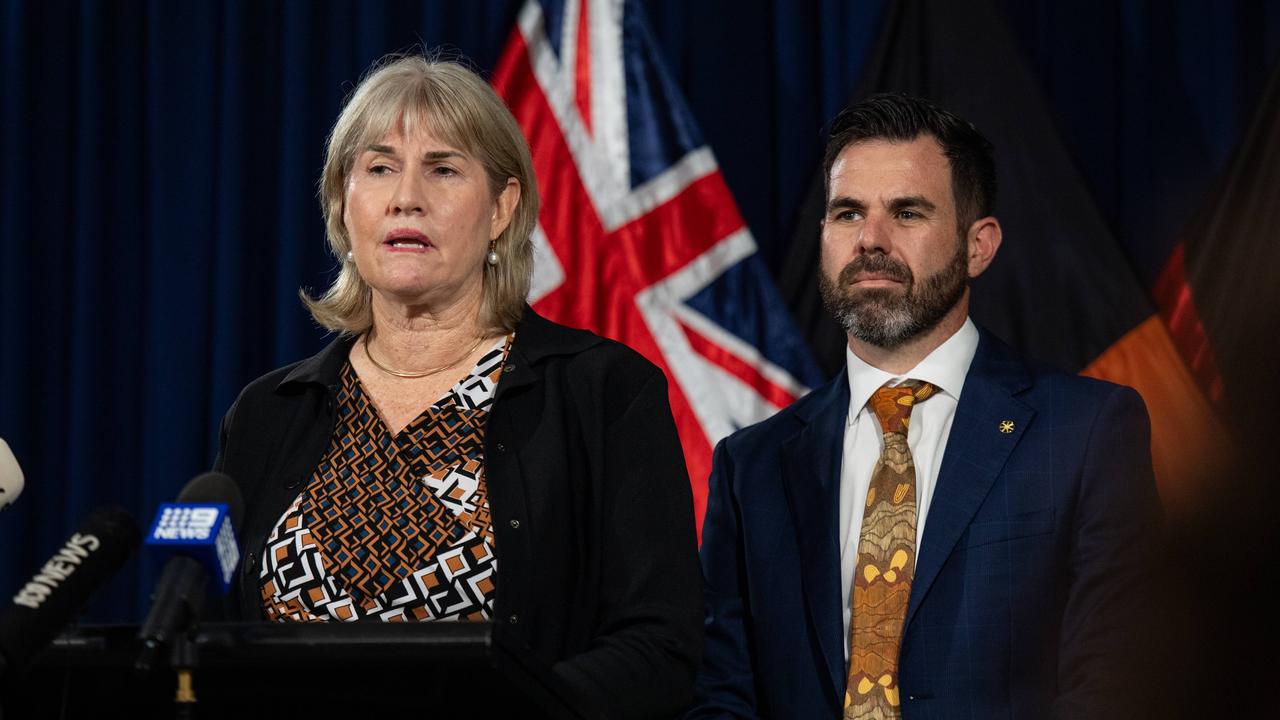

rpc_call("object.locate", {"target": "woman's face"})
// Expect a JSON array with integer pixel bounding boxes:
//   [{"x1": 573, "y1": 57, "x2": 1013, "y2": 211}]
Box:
[{"x1": 343, "y1": 121, "x2": 518, "y2": 313}]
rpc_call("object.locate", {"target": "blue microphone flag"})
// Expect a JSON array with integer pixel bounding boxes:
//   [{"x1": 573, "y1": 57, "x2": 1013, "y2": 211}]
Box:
[{"x1": 144, "y1": 503, "x2": 239, "y2": 593}]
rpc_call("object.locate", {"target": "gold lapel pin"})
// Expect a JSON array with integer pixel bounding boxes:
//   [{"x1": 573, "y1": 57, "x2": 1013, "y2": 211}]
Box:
[{"x1": 998, "y1": 420, "x2": 1015, "y2": 434}]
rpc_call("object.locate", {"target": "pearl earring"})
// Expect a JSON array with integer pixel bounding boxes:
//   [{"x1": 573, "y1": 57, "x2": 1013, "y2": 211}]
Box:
[
  {"x1": 486, "y1": 241, "x2": 499, "y2": 266},
  {"x1": 346, "y1": 250, "x2": 354, "y2": 262}
]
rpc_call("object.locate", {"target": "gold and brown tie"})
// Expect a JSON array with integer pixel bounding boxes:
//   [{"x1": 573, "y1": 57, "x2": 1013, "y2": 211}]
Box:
[{"x1": 844, "y1": 381, "x2": 936, "y2": 719}]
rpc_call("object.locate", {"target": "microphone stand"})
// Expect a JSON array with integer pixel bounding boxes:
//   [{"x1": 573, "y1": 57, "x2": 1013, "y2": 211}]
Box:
[{"x1": 170, "y1": 630, "x2": 199, "y2": 720}]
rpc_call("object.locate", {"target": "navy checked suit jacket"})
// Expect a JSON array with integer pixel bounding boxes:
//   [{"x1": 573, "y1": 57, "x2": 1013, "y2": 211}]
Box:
[{"x1": 686, "y1": 327, "x2": 1161, "y2": 719}]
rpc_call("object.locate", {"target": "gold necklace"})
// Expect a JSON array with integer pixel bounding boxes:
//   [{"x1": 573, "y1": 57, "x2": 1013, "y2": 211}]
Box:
[{"x1": 362, "y1": 331, "x2": 487, "y2": 380}]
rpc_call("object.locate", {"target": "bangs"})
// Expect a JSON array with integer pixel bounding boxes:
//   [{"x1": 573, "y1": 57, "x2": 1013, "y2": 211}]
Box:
[{"x1": 343, "y1": 72, "x2": 488, "y2": 176}]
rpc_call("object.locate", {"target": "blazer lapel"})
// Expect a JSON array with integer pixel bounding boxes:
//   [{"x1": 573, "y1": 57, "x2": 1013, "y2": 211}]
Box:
[
  {"x1": 782, "y1": 373, "x2": 851, "y2": 702},
  {"x1": 906, "y1": 330, "x2": 1035, "y2": 631}
]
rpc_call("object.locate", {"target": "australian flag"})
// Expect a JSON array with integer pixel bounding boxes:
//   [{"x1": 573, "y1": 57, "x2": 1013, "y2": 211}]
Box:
[{"x1": 494, "y1": 0, "x2": 823, "y2": 530}]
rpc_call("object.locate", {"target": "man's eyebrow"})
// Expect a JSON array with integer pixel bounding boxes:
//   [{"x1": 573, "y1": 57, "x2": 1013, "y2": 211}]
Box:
[
  {"x1": 826, "y1": 196, "x2": 866, "y2": 214},
  {"x1": 888, "y1": 195, "x2": 937, "y2": 212}
]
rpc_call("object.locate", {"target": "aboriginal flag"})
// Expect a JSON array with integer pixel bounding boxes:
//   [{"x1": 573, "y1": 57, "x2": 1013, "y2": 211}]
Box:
[{"x1": 1155, "y1": 64, "x2": 1280, "y2": 458}]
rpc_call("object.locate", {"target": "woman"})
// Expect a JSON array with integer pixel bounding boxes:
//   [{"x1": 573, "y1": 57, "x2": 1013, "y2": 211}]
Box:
[{"x1": 215, "y1": 54, "x2": 702, "y2": 718}]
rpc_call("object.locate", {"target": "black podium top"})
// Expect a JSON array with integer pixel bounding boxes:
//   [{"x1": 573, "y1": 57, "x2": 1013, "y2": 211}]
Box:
[{"x1": 3, "y1": 622, "x2": 593, "y2": 719}]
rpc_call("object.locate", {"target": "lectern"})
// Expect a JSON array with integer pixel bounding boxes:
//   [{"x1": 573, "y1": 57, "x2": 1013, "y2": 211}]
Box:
[{"x1": 2, "y1": 622, "x2": 593, "y2": 719}]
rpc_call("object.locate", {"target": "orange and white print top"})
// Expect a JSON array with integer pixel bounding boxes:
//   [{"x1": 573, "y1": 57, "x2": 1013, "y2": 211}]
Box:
[{"x1": 259, "y1": 336, "x2": 511, "y2": 623}]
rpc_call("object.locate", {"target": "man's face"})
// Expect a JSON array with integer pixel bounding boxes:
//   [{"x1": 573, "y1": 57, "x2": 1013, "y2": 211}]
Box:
[{"x1": 818, "y1": 136, "x2": 971, "y2": 350}]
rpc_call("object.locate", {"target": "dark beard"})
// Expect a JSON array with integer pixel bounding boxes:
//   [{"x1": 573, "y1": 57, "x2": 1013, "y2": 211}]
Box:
[{"x1": 818, "y1": 242, "x2": 969, "y2": 350}]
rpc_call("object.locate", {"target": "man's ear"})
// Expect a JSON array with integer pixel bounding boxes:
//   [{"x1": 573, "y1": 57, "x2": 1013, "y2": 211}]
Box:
[{"x1": 966, "y1": 216, "x2": 1002, "y2": 278}]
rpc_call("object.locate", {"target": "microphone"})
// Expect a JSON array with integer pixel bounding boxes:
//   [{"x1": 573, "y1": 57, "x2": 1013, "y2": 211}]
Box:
[
  {"x1": 135, "y1": 472, "x2": 243, "y2": 673},
  {"x1": 0, "y1": 506, "x2": 141, "y2": 677},
  {"x1": 0, "y1": 438, "x2": 24, "y2": 511}
]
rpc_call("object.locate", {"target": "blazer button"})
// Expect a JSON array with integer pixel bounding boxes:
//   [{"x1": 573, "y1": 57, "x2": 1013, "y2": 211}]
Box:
[
  {"x1": 496, "y1": 442, "x2": 506, "y2": 452},
  {"x1": 507, "y1": 614, "x2": 519, "y2": 624},
  {"x1": 509, "y1": 519, "x2": 520, "y2": 529}
]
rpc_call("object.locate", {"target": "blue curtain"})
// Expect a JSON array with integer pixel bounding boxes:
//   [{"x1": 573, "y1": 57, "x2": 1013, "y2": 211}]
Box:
[
  {"x1": 1002, "y1": 0, "x2": 1280, "y2": 284},
  {"x1": 1, "y1": 0, "x2": 1276, "y2": 622}
]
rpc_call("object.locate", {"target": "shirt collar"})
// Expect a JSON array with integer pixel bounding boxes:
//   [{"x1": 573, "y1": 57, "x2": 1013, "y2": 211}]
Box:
[{"x1": 844, "y1": 317, "x2": 979, "y2": 425}]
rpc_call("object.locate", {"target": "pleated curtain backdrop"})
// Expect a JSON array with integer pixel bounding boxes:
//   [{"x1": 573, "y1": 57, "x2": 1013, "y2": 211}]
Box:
[
  {"x1": 2, "y1": 0, "x2": 1276, "y2": 623},
  {"x1": 0, "y1": 0, "x2": 881, "y2": 622}
]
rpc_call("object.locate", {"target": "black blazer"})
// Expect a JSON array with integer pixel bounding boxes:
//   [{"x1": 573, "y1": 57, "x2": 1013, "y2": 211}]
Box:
[{"x1": 215, "y1": 307, "x2": 703, "y2": 719}]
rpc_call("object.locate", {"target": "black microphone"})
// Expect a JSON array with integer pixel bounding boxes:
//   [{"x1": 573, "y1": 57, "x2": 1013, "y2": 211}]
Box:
[
  {"x1": 0, "y1": 506, "x2": 141, "y2": 677},
  {"x1": 135, "y1": 472, "x2": 243, "y2": 673}
]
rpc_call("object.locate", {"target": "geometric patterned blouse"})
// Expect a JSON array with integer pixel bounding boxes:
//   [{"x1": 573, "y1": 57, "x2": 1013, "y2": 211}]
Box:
[{"x1": 258, "y1": 335, "x2": 511, "y2": 623}]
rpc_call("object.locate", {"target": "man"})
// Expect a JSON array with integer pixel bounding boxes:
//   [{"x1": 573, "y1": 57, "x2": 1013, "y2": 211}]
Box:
[{"x1": 687, "y1": 94, "x2": 1161, "y2": 719}]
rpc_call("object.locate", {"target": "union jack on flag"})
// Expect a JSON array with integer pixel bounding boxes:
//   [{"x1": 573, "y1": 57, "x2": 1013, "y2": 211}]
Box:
[{"x1": 494, "y1": 0, "x2": 823, "y2": 530}]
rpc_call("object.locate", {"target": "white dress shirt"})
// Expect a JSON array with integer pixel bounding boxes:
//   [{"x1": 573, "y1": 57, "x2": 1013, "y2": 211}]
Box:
[{"x1": 839, "y1": 318, "x2": 979, "y2": 656}]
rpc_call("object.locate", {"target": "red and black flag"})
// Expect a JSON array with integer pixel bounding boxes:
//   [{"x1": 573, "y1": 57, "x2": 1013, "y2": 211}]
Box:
[
  {"x1": 779, "y1": 0, "x2": 1229, "y2": 514},
  {"x1": 1150, "y1": 65, "x2": 1280, "y2": 712},
  {"x1": 1155, "y1": 64, "x2": 1280, "y2": 460}
]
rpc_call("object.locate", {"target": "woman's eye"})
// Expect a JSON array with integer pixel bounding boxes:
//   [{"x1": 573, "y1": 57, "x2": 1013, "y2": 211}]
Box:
[{"x1": 368, "y1": 164, "x2": 392, "y2": 176}]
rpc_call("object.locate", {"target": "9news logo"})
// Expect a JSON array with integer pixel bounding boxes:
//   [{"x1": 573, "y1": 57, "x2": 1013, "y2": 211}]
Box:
[{"x1": 152, "y1": 506, "x2": 221, "y2": 541}]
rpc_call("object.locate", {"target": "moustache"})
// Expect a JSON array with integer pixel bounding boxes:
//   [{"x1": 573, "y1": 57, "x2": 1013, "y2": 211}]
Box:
[{"x1": 837, "y1": 254, "x2": 913, "y2": 286}]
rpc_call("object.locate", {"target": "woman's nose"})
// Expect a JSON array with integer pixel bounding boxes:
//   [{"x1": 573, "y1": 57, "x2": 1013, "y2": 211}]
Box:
[{"x1": 391, "y1": 171, "x2": 427, "y2": 215}]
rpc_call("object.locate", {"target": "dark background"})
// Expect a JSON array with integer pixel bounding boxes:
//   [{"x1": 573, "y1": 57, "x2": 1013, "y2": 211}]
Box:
[{"x1": 1, "y1": 0, "x2": 1276, "y2": 640}]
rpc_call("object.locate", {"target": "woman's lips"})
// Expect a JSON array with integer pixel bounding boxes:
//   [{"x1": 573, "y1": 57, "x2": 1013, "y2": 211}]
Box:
[{"x1": 383, "y1": 228, "x2": 433, "y2": 251}]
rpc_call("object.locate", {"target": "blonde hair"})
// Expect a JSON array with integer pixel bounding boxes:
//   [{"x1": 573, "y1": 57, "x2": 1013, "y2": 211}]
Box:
[{"x1": 302, "y1": 54, "x2": 540, "y2": 335}]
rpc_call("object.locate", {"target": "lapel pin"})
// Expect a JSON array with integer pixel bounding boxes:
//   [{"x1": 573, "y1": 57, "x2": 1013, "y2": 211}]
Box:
[{"x1": 998, "y1": 420, "x2": 1015, "y2": 434}]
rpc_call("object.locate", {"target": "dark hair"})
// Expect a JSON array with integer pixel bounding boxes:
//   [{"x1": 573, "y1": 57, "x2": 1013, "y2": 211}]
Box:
[{"x1": 822, "y1": 93, "x2": 997, "y2": 233}]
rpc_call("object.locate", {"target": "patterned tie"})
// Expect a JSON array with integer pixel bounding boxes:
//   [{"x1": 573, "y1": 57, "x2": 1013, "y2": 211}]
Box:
[{"x1": 844, "y1": 381, "x2": 936, "y2": 719}]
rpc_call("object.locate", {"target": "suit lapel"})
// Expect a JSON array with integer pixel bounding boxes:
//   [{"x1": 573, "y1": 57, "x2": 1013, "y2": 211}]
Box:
[
  {"x1": 782, "y1": 373, "x2": 851, "y2": 702},
  {"x1": 906, "y1": 330, "x2": 1035, "y2": 631}
]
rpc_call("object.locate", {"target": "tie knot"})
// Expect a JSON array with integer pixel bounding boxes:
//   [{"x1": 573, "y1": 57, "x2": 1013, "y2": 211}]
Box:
[{"x1": 868, "y1": 381, "x2": 936, "y2": 434}]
